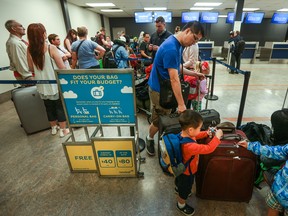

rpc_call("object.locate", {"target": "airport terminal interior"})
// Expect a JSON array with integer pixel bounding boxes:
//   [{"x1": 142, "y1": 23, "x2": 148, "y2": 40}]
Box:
[
  {"x1": 1, "y1": 59, "x2": 287, "y2": 216},
  {"x1": 1, "y1": 0, "x2": 288, "y2": 215}
]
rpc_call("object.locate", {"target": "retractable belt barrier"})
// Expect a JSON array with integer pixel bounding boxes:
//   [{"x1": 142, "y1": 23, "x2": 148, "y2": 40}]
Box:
[
  {"x1": 0, "y1": 66, "x2": 9, "y2": 71},
  {"x1": 1, "y1": 60, "x2": 250, "y2": 128},
  {"x1": 209, "y1": 58, "x2": 251, "y2": 128}
]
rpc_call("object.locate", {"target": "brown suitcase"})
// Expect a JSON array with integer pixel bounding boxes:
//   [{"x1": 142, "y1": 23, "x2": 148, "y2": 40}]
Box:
[{"x1": 195, "y1": 129, "x2": 257, "y2": 202}]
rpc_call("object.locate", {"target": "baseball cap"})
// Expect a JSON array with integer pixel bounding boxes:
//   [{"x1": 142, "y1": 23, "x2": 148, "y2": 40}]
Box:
[{"x1": 119, "y1": 36, "x2": 126, "y2": 42}]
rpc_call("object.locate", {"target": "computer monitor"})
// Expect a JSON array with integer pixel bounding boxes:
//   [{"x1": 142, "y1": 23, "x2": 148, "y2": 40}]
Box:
[
  {"x1": 181, "y1": 12, "x2": 200, "y2": 23},
  {"x1": 200, "y1": 12, "x2": 219, "y2": 24},
  {"x1": 154, "y1": 11, "x2": 172, "y2": 23},
  {"x1": 271, "y1": 12, "x2": 288, "y2": 24},
  {"x1": 134, "y1": 11, "x2": 153, "y2": 23},
  {"x1": 226, "y1": 12, "x2": 246, "y2": 24},
  {"x1": 244, "y1": 12, "x2": 265, "y2": 24}
]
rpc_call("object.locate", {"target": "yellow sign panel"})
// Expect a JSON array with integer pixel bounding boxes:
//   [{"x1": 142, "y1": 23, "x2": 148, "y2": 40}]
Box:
[
  {"x1": 93, "y1": 139, "x2": 136, "y2": 176},
  {"x1": 66, "y1": 145, "x2": 97, "y2": 171}
]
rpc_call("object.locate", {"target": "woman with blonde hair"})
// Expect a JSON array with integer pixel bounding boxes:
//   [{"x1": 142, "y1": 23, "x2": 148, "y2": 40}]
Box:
[{"x1": 27, "y1": 23, "x2": 69, "y2": 137}]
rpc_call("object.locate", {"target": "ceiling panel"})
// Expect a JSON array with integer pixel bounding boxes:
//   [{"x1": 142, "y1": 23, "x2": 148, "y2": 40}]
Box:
[{"x1": 67, "y1": 0, "x2": 288, "y2": 18}]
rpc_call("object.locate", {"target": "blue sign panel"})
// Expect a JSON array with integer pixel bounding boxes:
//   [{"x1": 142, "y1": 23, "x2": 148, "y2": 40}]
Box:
[
  {"x1": 154, "y1": 11, "x2": 172, "y2": 23},
  {"x1": 57, "y1": 70, "x2": 135, "y2": 125},
  {"x1": 181, "y1": 12, "x2": 199, "y2": 23},
  {"x1": 135, "y1": 12, "x2": 153, "y2": 23},
  {"x1": 244, "y1": 12, "x2": 265, "y2": 24},
  {"x1": 200, "y1": 12, "x2": 219, "y2": 24},
  {"x1": 271, "y1": 13, "x2": 288, "y2": 24}
]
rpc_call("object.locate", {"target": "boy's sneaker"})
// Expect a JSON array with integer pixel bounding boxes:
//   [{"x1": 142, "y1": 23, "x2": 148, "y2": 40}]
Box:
[
  {"x1": 146, "y1": 136, "x2": 155, "y2": 156},
  {"x1": 51, "y1": 126, "x2": 59, "y2": 135},
  {"x1": 177, "y1": 203, "x2": 195, "y2": 216},
  {"x1": 175, "y1": 187, "x2": 192, "y2": 197}
]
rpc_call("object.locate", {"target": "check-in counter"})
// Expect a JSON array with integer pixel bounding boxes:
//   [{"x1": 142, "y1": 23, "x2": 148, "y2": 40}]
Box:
[
  {"x1": 242, "y1": 42, "x2": 259, "y2": 63},
  {"x1": 198, "y1": 41, "x2": 214, "y2": 60},
  {"x1": 223, "y1": 41, "x2": 258, "y2": 64},
  {"x1": 264, "y1": 42, "x2": 288, "y2": 61}
]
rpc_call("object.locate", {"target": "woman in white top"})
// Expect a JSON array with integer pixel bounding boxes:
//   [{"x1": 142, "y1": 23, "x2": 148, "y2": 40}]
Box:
[
  {"x1": 27, "y1": 23, "x2": 69, "y2": 138},
  {"x1": 48, "y1": 33, "x2": 71, "y2": 69}
]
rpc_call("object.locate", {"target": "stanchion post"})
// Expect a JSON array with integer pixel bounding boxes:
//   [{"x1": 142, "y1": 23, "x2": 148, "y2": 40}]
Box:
[
  {"x1": 236, "y1": 71, "x2": 251, "y2": 129},
  {"x1": 205, "y1": 57, "x2": 218, "y2": 101},
  {"x1": 130, "y1": 126, "x2": 145, "y2": 152}
]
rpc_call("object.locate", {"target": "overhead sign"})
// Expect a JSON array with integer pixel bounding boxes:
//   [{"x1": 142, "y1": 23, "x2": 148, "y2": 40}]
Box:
[{"x1": 56, "y1": 69, "x2": 136, "y2": 125}]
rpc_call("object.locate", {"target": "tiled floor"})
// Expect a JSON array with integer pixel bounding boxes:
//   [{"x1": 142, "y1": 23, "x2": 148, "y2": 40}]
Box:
[{"x1": 0, "y1": 60, "x2": 287, "y2": 216}]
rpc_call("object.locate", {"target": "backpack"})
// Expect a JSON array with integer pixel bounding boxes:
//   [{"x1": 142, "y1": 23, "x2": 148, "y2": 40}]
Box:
[
  {"x1": 159, "y1": 132, "x2": 195, "y2": 177},
  {"x1": 236, "y1": 39, "x2": 245, "y2": 54},
  {"x1": 102, "y1": 45, "x2": 121, "y2": 68},
  {"x1": 271, "y1": 108, "x2": 288, "y2": 145},
  {"x1": 239, "y1": 122, "x2": 273, "y2": 146}
]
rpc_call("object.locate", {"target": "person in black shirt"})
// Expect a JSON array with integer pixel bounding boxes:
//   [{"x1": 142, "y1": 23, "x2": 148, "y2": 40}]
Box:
[
  {"x1": 139, "y1": 32, "x2": 152, "y2": 66},
  {"x1": 150, "y1": 16, "x2": 173, "y2": 61}
]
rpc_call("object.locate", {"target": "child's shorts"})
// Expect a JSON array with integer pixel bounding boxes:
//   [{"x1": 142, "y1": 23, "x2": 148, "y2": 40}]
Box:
[{"x1": 265, "y1": 190, "x2": 288, "y2": 216}]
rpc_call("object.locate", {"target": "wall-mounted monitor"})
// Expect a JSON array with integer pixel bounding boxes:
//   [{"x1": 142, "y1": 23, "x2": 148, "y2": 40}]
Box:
[
  {"x1": 154, "y1": 11, "x2": 172, "y2": 23},
  {"x1": 244, "y1": 12, "x2": 265, "y2": 24},
  {"x1": 271, "y1": 12, "x2": 288, "y2": 24},
  {"x1": 200, "y1": 12, "x2": 219, "y2": 24},
  {"x1": 134, "y1": 12, "x2": 153, "y2": 23},
  {"x1": 181, "y1": 12, "x2": 200, "y2": 23},
  {"x1": 226, "y1": 12, "x2": 246, "y2": 24}
]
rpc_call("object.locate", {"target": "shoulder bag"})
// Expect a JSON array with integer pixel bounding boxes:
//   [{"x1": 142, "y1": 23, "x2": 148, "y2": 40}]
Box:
[{"x1": 156, "y1": 65, "x2": 189, "y2": 109}]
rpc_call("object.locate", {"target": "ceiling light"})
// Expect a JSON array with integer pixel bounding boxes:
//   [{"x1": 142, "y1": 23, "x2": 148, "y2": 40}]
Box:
[
  {"x1": 194, "y1": 2, "x2": 222, "y2": 7},
  {"x1": 86, "y1": 3, "x2": 115, "y2": 7},
  {"x1": 277, "y1": 8, "x2": 288, "y2": 12},
  {"x1": 190, "y1": 7, "x2": 214, "y2": 11},
  {"x1": 218, "y1": 15, "x2": 227, "y2": 17},
  {"x1": 144, "y1": 7, "x2": 167, "y2": 11},
  {"x1": 101, "y1": 9, "x2": 123, "y2": 12},
  {"x1": 243, "y1": 8, "x2": 260, "y2": 11}
]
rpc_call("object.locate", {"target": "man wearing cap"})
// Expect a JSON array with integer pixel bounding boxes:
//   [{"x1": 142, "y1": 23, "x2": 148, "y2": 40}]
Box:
[
  {"x1": 146, "y1": 21, "x2": 205, "y2": 157},
  {"x1": 5, "y1": 20, "x2": 34, "y2": 83},
  {"x1": 149, "y1": 16, "x2": 173, "y2": 61},
  {"x1": 112, "y1": 35, "x2": 129, "y2": 68}
]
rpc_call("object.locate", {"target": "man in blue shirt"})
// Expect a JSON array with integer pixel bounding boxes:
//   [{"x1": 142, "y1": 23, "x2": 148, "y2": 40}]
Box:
[{"x1": 146, "y1": 21, "x2": 205, "y2": 157}]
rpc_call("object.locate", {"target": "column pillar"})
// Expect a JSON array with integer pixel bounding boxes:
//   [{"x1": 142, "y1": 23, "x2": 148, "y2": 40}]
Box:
[{"x1": 233, "y1": 0, "x2": 245, "y2": 32}]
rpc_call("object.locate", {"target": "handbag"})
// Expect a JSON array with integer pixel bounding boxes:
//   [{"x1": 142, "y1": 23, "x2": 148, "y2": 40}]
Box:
[{"x1": 157, "y1": 66, "x2": 189, "y2": 109}]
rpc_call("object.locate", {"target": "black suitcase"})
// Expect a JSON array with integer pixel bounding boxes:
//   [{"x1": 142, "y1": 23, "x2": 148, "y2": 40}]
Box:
[
  {"x1": 11, "y1": 86, "x2": 50, "y2": 134},
  {"x1": 199, "y1": 109, "x2": 220, "y2": 130},
  {"x1": 196, "y1": 129, "x2": 257, "y2": 202}
]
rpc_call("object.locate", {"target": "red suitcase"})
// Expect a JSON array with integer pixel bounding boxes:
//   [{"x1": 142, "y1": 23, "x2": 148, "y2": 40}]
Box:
[{"x1": 195, "y1": 129, "x2": 257, "y2": 202}]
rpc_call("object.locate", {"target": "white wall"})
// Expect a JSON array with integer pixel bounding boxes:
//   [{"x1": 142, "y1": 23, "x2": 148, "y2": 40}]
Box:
[{"x1": 0, "y1": 0, "x2": 109, "y2": 94}]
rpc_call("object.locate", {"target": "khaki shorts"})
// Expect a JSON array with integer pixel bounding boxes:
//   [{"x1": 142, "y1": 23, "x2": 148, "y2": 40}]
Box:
[
  {"x1": 266, "y1": 190, "x2": 287, "y2": 215},
  {"x1": 149, "y1": 87, "x2": 172, "y2": 127}
]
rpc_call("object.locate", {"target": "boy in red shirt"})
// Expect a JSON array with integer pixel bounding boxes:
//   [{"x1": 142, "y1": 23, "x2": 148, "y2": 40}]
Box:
[{"x1": 176, "y1": 110, "x2": 223, "y2": 215}]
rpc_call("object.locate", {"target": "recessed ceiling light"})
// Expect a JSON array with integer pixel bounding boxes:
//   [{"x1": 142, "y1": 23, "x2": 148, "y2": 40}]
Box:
[
  {"x1": 86, "y1": 3, "x2": 115, "y2": 7},
  {"x1": 218, "y1": 15, "x2": 227, "y2": 17},
  {"x1": 190, "y1": 7, "x2": 214, "y2": 11},
  {"x1": 101, "y1": 9, "x2": 123, "y2": 12},
  {"x1": 194, "y1": 2, "x2": 222, "y2": 7},
  {"x1": 144, "y1": 7, "x2": 167, "y2": 11},
  {"x1": 277, "y1": 8, "x2": 288, "y2": 12},
  {"x1": 243, "y1": 8, "x2": 260, "y2": 11}
]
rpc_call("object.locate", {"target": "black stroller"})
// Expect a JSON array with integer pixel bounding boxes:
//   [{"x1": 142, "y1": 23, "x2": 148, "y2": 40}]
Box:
[{"x1": 135, "y1": 77, "x2": 152, "y2": 123}]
